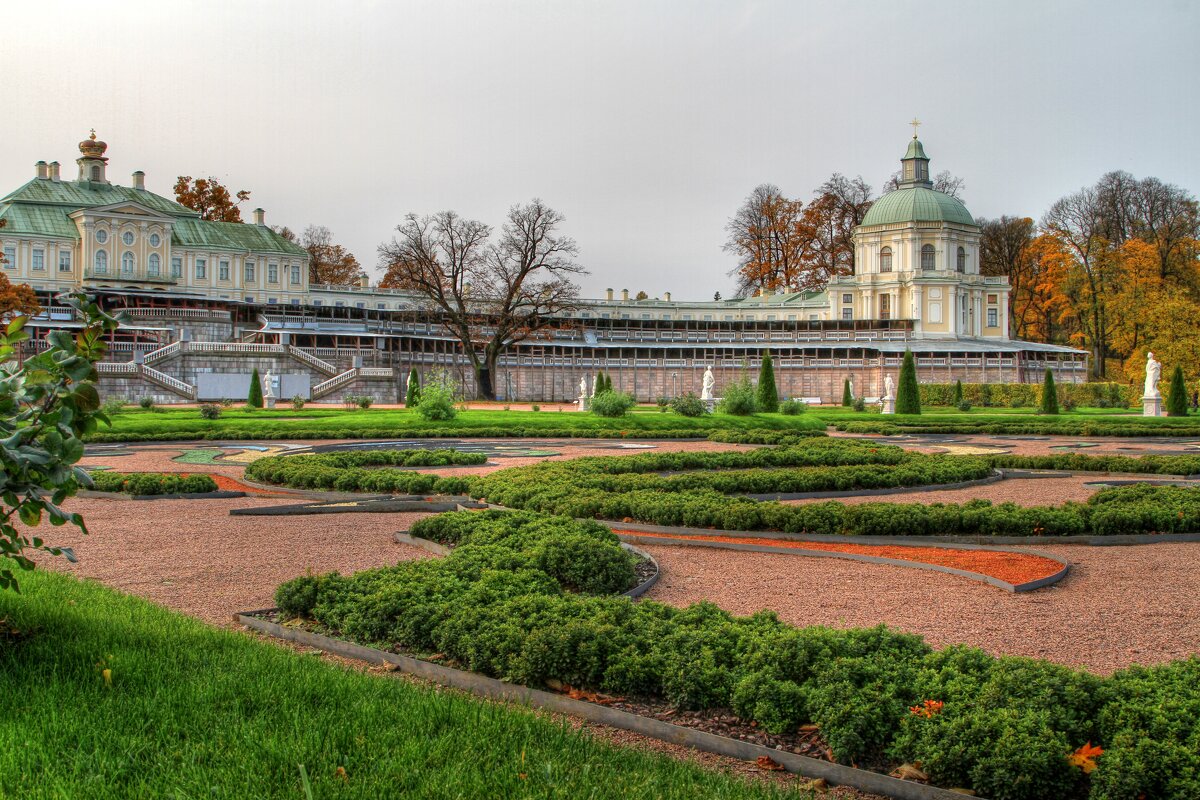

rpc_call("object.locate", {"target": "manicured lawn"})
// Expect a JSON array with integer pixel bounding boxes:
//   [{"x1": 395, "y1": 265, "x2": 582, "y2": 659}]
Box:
[
  {"x1": 90, "y1": 406, "x2": 827, "y2": 441},
  {"x1": 0, "y1": 570, "x2": 805, "y2": 800}
]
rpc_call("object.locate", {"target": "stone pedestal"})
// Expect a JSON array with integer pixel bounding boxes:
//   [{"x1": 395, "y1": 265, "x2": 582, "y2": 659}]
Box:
[
  {"x1": 1142, "y1": 395, "x2": 1163, "y2": 417},
  {"x1": 705, "y1": 398, "x2": 717, "y2": 413},
  {"x1": 265, "y1": 396, "x2": 276, "y2": 409},
  {"x1": 881, "y1": 397, "x2": 895, "y2": 415}
]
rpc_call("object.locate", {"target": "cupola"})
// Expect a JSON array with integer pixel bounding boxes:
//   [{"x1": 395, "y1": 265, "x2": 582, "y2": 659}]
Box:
[
  {"x1": 76, "y1": 129, "x2": 110, "y2": 184},
  {"x1": 898, "y1": 119, "x2": 931, "y2": 189}
]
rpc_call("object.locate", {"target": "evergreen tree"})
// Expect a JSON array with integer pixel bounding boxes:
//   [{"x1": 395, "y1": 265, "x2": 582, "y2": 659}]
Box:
[
  {"x1": 1040, "y1": 369, "x2": 1059, "y2": 415},
  {"x1": 405, "y1": 368, "x2": 421, "y2": 407},
  {"x1": 756, "y1": 351, "x2": 779, "y2": 412},
  {"x1": 953, "y1": 379, "x2": 964, "y2": 406},
  {"x1": 247, "y1": 368, "x2": 263, "y2": 408},
  {"x1": 842, "y1": 378, "x2": 853, "y2": 407},
  {"x1": 896, "y1": 350, "x2": 921, "y2": 414},
  {"x1": 594, "y1": 370, "x2": 605, "y2": 396},
  {"x1": 1167, "y1": 365, "x2": 1188, "y2": 417},
  {"x1": 605, "y1": 373, "x2": 615, "y2": 394}
]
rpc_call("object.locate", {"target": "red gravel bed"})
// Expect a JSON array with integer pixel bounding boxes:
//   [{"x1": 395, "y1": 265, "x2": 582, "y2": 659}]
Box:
[{"x1": 615, "y1": 530, "x2": 1063, "y2": 586}]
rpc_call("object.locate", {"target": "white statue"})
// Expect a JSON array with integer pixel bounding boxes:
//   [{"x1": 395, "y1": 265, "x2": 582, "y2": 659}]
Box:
[
  {"x1": 701, "y1": 366, "x2": 715, "y2": 401},
  {"x1": 848, "y1": 377, "x2": 854, "y2": 399},
  {"x1": 578, "y1": 376, "x2": 588, "y2": 410},
  {"x1": 263, "y1": 369, "x2": 276, "y2": 398},
  {"x1": 1144, "y1": 352, "x2": 1161, "y2": 398},
  {"x1": 883, "y1": 374, "x2": 895, "y2": 400}
]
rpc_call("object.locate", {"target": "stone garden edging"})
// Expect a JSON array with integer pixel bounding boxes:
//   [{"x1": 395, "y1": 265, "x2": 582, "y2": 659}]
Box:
[{"x1": 234, "y1": 609, "x2": 979, "y2": 800}]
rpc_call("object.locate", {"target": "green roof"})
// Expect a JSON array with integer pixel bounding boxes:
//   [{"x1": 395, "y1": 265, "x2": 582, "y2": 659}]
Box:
[
  {"x1": 0, "y1": 178, "x2": 305, "y2": 256},
  {"x1": 903, "y1": 137, "x2": 928, "y2": 160},
  {"x1": 860, "y1": 186, "x2": 976, "y2": 227}
]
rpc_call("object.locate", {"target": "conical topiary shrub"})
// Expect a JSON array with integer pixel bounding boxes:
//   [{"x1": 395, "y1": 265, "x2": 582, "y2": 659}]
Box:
[
  {"x1": 896, "y1": 350, "x2": 921, "y2": 415},
  {"x1": 1167, "y1": 365, "x2": 1188, "y2": 417},
  {"x1": 953, "y1": 379, "x2": 964, "y2": 406},
  {"x1": 1040, "y1": 368, "x2": 1059, "y2": 415},
  {"x1": 594, "y1": 370, "x2": 606, "y2": 396},
  {"x1": 405, "y1": 368, "x2": 421, "y2": 407},
  {"x1": 757, "y1": 351, "x2": 779, "y2": 413},
  {"x1": 247, "y1": 368, "x2": 263, "y2": 408},
  {"x1": 842, "y1": 378, "x2": 853, "y2": 407}
]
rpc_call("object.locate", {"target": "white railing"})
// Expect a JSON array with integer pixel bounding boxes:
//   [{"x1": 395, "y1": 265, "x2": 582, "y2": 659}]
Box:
[
  {"x1": 123, "y1": 308, "x2": 232, "y2": 320},
  {"x1": 287, "y1": 345, "x2": 339, "y2": 376},
  {"x1": 312, "y1": 369, "x2": 359, "y2": 398},
  {"x1": 96, "y1": 362, "x2": 140, "y2": 374},
  {"x1": 143, "y1": 341, "x2": 182, "y2": 365},
  {"x1": 139, "y1": 365, "x2": 196, "y2": 399},
  {"x1": 357, "y1": 367, "x2": 394, "y2": 378},
  {"x1": 185, "y1": 342, "x2": 287, "y2": 355}
]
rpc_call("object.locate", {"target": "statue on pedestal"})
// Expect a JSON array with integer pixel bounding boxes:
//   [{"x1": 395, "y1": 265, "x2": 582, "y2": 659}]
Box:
[
  {"x1": 1144, "y1": 352, "x2": 1162, "y2": 398},
  {"x1": 701, "y1": 366, "x2": 715, "y2": 401},
  {"x1": 881, "y1": 373, "x2": 896, "y2": 415},
  {"x1": 578, "y1": 376, "x2": 588, "y2": 411}
]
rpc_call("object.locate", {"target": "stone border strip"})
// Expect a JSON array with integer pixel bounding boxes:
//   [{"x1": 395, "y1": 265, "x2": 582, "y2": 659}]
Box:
[
  {"x1": 391, "y1": 533, "x2": 661, "y2": 599},
  {"x1": 614, "y1": 530, "x2": 1067, "y2": 593},
  {"x1": 80, "y1": 489, "x2": 247, "y2": 501},
  {"x1": 742, "y1": 471, "x2": 1003, "y2": 501},
  {"x1": 234, "y1": 610, "x2": 974, "y2": 800}
]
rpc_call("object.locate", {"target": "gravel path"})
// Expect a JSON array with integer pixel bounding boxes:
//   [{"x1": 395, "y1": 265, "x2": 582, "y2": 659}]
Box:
[
  {"x1": 640, "y1": 541, "x2": 1200, "y2": 674},
  {"x1": 785, "y1": 475, "x2": 1103, "y2": 507}
]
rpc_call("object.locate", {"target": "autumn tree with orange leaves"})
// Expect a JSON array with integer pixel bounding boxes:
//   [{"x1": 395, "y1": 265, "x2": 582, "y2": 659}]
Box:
[
  {"x1": 275, "y1": 225, "x2": 363, "y2": 286},
  {"x1": 0, "y1": 221, "x2": 40, "y2": 320},
  {"x1": 174, "y1": 176, "x2": 251, "y2": 222}
]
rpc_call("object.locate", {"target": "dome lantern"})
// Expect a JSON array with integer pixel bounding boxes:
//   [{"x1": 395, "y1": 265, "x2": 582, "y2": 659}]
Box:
[
  {"x1": 898, "y1": 119, "x2": 931, "y2": 189},
  {"x1": 76, "y1": 128, "x2": 110, "y2": 184}
]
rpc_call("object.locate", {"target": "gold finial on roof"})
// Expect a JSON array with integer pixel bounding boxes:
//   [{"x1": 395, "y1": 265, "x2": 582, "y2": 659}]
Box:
[
  {"x1": 89, "y1": 128, "x2": 97, "y2": 140},
  {"x1": 910, "y1": 118, "x2": 921, "y2": 138}
]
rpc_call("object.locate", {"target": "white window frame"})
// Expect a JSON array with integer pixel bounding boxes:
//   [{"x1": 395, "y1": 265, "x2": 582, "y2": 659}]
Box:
[
  {"x1": 93, "y1": 250, "x2": 107, "y2": 274},
  {"x1": 196, "y1": 258, "x2": 207, "y2": 279},
  {"x1": 58, "y1": 250, "x2": 72, "y2": 273},
  {"x1": 3, "y1": 245, "x2": 16, "y2": 269},
  {"x1": 245, "y1": 261, "x2": 255, "y2": 282},
  {"x1": 121, "y1": 251, "x2": 135, "y2": 274},
  {"x1": 987, "y1": 308, "x2": 998, "y2": 328},
  {"x1": 31, "y1": 248, "x2": 45, "y2": 271},
  {"x1": 171, "y1": 257, "x2": 183, "y2": 278},
  {"x1": 147, "y1": 253, "x2": 161, "y2": 276},
  {"x1": 219, "y1": 259, "x2": 230, "y2": 281},
  {"x1": 268, "y1": 262, "x2": 279, "y2": 283},
  {"x1": 290, "y1": 264, "x2": 300, "y2": 284}
]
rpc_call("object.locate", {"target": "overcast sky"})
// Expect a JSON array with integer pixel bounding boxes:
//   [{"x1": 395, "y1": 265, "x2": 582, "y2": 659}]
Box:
[{"x1": 4, "y1": 0, "x2": 1198, "y2": 298}]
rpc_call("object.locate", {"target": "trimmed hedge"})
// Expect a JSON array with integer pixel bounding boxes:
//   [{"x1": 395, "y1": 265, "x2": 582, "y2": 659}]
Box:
[
  {"x1": 275, "y1": 509, "x2": 1200, "y2": 800},
  {"x1": 245, "y1": 449, "x2": 485, "y2": 495},
  {"x1": 84, "y1": 427, "x2": 719, "y2": 443},
  {"x1": 88, "y1": 472, "x2": 218, "y2": 495},
  {"x1": 834, "y1": 418, "x2": 1200, "y2": 437},
  {"x1": 916, "y1": 381, "x2": 1137, "y2": 409}
]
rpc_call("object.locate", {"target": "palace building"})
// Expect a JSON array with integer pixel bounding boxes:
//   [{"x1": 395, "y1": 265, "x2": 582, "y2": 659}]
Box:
[{"x1": 1, "y1": 131, "x2": 1086, "y2": 403}]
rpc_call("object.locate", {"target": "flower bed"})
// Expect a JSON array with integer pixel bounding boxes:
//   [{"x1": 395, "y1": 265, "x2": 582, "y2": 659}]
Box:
[{"x1": 274, "y1": 509, "x2": 1200, "y2": 800}]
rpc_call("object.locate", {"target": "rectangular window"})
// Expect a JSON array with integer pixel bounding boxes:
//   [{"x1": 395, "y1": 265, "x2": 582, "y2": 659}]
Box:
[
  {"x1": 987, "y1": 308, "x2": 998, "y2": 327},
  {"x1": 267, "y1": 298, "x2": 277, "y2": 304},
  {"x1": 377, "y1": 303, "x2": 386, "y2": 310},
  {"x1": 290, "y1": 265, "x2": 301, "y2": 284},
  {"x1": 842, "y1": 293, "x2": 852, "y2": 304},
  {"x1": 245, "y1": 261, "x2": 255, "y2": 282},
  {"x1": 196, "y1": 258, "x2": 206, "y2": 279},
  {"x1": 356, "y1": 302, "x2": 365, "y2": 309},
  {"x1": 3, "y1": 246, "x2": 15, "y2": 268},
  {"x1": 59, "y1": 250, "x2": 72, "y2": 272},
  {"x1": 32, "y1": 249, "x2": 45, "y2": 271},
  {"x1": 724, "y1": 315, "x2": 734, "y2": 321},
  {"x1": 703, "y1": 314, "x2": 713, "y2": 321},
  {"x1": 809, "y1": 314, "x2": 819, "y2": 321},
  {"x1": 244, "y1": 296, "x2": 254, "y2": 303},
  {"x1": 268, "y1": 263, "x2": 278, "y2": 283},
  {"x1": 219, "y1": 260, "x2": 230, "y2": 281},
  {"x1": 841, "y1": 308, "x2": 853, "y2": 320},
  {"x1": 171, "y1": 257, "x2": 182, "y2": 278},
  {"x1": 879, "y1": 294, "x2": 891, "y2": 320},
  {"x1": 312, "y1": 300, "x2": 322, "y2": 307},
  {"x1": 766, "y1": 314, "x2": 776, "y2": 321}
]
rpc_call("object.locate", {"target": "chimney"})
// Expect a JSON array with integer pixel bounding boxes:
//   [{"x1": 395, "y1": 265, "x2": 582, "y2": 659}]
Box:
[
  {"x1": 252, "y1": 208, "x2": 265, "y2": 226},
  {"x1": 48, "y1": 162, "x2": 60, "y2": 180},
  {"x1": 131, "y1": 170, "x2": 145, "y2": 190},
  {"x1": 663, "y1": 291, "x2": 671, "y2": 302},
  {"x1": 621, "y1": 289, "x2": 629, "y2": 301},
  {"x1": 358, "y1": 272, "x2": 370, "y2": 288},
  {"x1": 35, "y1": 161, "x2": 48, "y2": 179},
  {"x1": 605, "y1": 288, "x2": 613, "y2": 301}
]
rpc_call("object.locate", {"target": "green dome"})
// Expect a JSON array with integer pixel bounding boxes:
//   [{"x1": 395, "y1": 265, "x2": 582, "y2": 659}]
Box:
[{"x1": 860, "y1": 186, "x2": 975, "y2": 227}]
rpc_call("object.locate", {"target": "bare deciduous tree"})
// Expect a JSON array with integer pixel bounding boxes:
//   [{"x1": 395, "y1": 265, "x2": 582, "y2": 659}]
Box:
[
  {"x1": 378, "y1": 200, "x2": 585, "y2": 400},
  {"x1": 881, "y1": 169, "x2": 965, "y2": 199}
]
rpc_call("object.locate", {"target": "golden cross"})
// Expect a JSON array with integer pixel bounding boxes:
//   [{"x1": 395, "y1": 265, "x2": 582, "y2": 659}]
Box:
[
  {"x1": 910, "y1": 118, "x2": 921, "y2": 138},
  {"x1": 89, "y1": 128, "x2": 96, "y2": 140}
]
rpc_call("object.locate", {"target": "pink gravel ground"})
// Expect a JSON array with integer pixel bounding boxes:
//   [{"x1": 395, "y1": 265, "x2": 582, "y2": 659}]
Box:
[{"x1": 785, "y1": 475, "x2": 1104, "y2": 507}]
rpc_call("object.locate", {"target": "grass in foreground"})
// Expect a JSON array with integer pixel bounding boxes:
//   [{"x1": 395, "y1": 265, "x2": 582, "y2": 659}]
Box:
[
  {"x1": 0, "y1": 570, "x2": 807, "y2": 800},
  {"x1": 90, "y1": 406, "x2": 826, "y2": 441}
]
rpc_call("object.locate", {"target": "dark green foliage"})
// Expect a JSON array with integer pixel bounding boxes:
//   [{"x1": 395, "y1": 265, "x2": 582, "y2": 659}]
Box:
[
  {"x1": 138, "y1": 397, "x2": 154, "y2": 410},
  {"x1": 245, "y1": 449, "x2": 486, "y2": 495},
  {"x1": 852, "y1": 397, "x2": 866, "y2": 412},
  {"x1": 591, "y1": 391, "x2": 636, "y2": 418},
  {"x1": 1041, "y1": 369, "x2": 1059, "y2": 415},
  {"x1": 247, "y1": 368, "x2": 263, "y2": 408},
  {"x1": 274, "y1": 507, "x2": 1200, "y2": 800},
  {"x1": 718, "y1": 378, "x2": 758, "y2": 416},
  {"x1": 953, "y1": 380, "x2": 964, "y2": 406},
  {"x1": 89, "y1": 472, "x2": 218, "y2": 495},
  {"x1": 198, "y1": 403, "x2": 222, "y2": 420},
  {"x1": 842, "y1": 378, "x2": 853, "y2": 407},
  {"x1": 778, "y1": 400, "x2": 806, "y2": 416},
  {"x1": 757, "y1": 352, "x2": 778, "y2": 413},
  {"x1": 835, "y1": 417, "x2": 1200, "y2": 438},
  {"x1": 669, "y1": 393, "x2": 707, "y2": 417},
  {"x1": 1167, "y1": 365, "x2": 1188, "y2": 417},
  {"x1": 405, "y1": 368, "x2": 421, "y2": 407},
  {"x1": 896, "y1": 350, "x2": 921, "y2": 415}
]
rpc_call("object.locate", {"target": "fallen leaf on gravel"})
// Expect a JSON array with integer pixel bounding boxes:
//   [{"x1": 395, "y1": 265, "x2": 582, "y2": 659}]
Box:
[
  {"x1": 806, "y1": 778, "x2": 828, "y2": 792},
  {"x1": 798, "y1": 723, "x2": 820, "y2": 732},
  {"x1": 755, "y1": 755, "x2": 785, "y2": 771},
  {"x1": 890, "y1": 763, "x2": 929, "y2": 781}
]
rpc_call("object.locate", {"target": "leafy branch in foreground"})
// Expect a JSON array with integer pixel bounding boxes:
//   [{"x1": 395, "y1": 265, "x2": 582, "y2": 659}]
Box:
[{"x1": 0, "y1": 294, "x2": 119, "y2": 590}]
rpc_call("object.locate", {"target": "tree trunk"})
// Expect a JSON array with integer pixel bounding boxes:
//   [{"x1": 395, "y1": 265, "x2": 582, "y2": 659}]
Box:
[{"x1": 475, "y1": 355, "x2": 498, "y2": 401}]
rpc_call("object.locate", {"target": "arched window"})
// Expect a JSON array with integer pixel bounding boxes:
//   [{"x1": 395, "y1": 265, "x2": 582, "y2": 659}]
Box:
[
  {"x1": 956, "y1": 246, "x2": 966, "y2": 272},
  {"x1": 879, "y1": 246, "x2": 892, "y2": 273},
  {"x1": 921, "y1": 244, "x2": 936, "y2": 270},
  {"x1": 90, "y1": 165, "x2": 100, "y2": 181},
  {"x1": 94, "y1": 250, "x2": 108, "y2": 274},
  {"x1": 148, "y1": 253, "x2": 161, "y2": 276},
  {"x1": 121, "y1": 251, "x2": 135, "y2": 275}
]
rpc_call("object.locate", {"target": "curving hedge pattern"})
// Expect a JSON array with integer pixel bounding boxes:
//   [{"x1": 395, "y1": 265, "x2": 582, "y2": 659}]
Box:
[
  {"x1": 245, "y1": 449, "x2": 483, "y2": 494},
  {"x1": 275, "y1": 509, "x2": 1200, "y2": 800}
]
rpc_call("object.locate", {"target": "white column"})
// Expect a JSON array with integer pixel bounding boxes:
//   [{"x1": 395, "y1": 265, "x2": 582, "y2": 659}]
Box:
[
  {"x1": 947, "y1": 286, "x2": 958, "y2": 335},
  {"x1": 862, "y1": 289, "x2": 873, "y2": 320}
]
